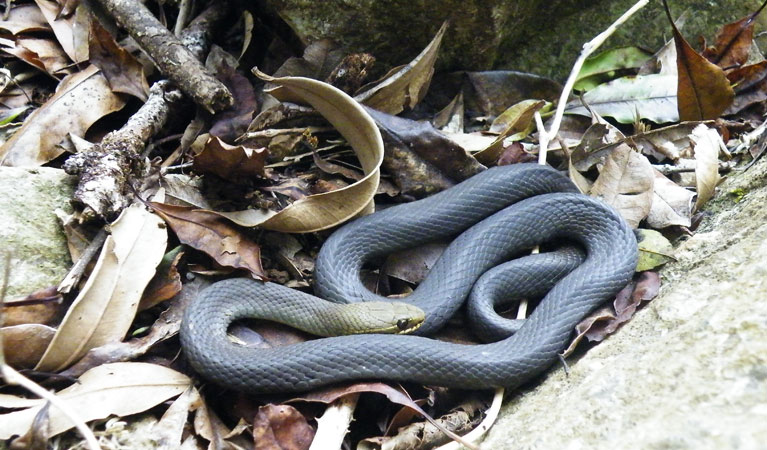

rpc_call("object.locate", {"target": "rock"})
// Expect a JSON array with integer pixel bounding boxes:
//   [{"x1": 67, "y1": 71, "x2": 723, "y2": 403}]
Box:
[
  {"x1": 263, "y1": 0, "x2": 767, "y2": 81},
  {"x1": 481, "y1": 157, "x2": 767, "y2": 448},
  {"x1": 0, "y1": 167, "x2": 75, "y2": 301}
]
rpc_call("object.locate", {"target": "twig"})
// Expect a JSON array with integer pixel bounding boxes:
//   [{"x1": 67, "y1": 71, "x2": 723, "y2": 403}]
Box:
[
  {"x1": 58, "y1": 229, "x2": 108, "y2": 294},
  {"x1": 434, "y1": 388, "x2": 504, "y2": 450},
  {"x1": 537, "y1": 0, "x2": 650, "y2": 164}
]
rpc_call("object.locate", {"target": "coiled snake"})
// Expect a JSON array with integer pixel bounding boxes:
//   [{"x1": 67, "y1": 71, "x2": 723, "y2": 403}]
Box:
[{"x1": 180, "y1": 163, "x2": 638, "y2": 393}]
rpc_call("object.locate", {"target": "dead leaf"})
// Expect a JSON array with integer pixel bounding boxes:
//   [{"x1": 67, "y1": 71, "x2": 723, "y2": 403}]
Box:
[
  {"x1": 474, "y1": 99, "x2": 545, "y2": 165},
  {"x1": 252, "y1": 404, "x2": 314, "y2": 450},
  {"x1": 590, "y1": 144, "x2": 654, "y2": 228},
  {"x1": 570, "y1": 122, "x2": 626, "y2": 171},
  {"x1": 0, "y1": 65, "x2": 126, "y2": 167},
  {"x1": 14, "y1": 37, "x2": 70, "y2": 74},
  {"x1": 0, "y1": 362, "x2": 191, "y2": 439},
  {"x1": 463, "y1": 71, "x2": 562, "y2": 117},
  {"x1": 192, "y1": 134, "x2": 267, "y2": 179},
  {"x1": 354, "y1": 21, "x2": 446, "y2": 115},
  {"x1": 273, "y1": 39, "x2": 345, "y2": 81},
  {"x1": 690, "y1": 124, "x2": 723, "y2": 211},
  {"x1": 2, "y1": 286, "x2": 61, "y2": 325},
  {"x1": 138, "y1": 246, "x2": 184, "y2": 311},
  {"x1": 208, "y1": 46, "x2": 259, "y2": 142},
  {"x1": 33, "y1": 0, "x2": 83, "y2": 63},
  {"x1": 382, "y1": 243, "x2": 446, "y2": 284},
  {"x1": 35, "y1": 203, "x2": 167, "y2": 371},
  {"x1": 664, "y1": 2, "x2": 734, "y2": 120},
  {"x1": 215, "y1": 72, "x2": 383, "y2": 232},
  {"x1": 0, "y1": 324, "x2": 55, "y2": 368},
  {"x1": 152, "y1": 387, "x2": 200, "y2": 449},
  {"x1": 702, "y1": 10, "x2": 762, "y2": 68},
  {"x1": 0, "y1": 4, "x2": 49, "y2": 34},
  {"x1": 148, "y1": 202, "x2": 267, "y2": 280},
  {"x1": 88, "y1": 16, "x2": 149, "y2": 100},
  {"x1": 645, "y1": 169, "x2": 695, "y2": 228},
  {"x1": 636, "y1": 229, "x2": 675, "y2": 271},
  {"x1": 366, "y1": 106, "x2": 484, "y2": 198}
]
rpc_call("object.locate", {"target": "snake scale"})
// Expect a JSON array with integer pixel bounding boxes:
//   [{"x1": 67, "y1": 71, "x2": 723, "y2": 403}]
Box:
[{"x1": 180, "y1": 163, "x2": 638, "y2": 393}]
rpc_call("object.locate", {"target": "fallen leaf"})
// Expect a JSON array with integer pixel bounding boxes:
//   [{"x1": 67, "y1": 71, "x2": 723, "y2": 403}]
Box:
[
  {"x1": 216, "y1": 72, "x2": 383, "y2": 232},
  {"x1": 432, "y1": 91, "x2": 464, "y2": 133},
  {"x1": 273, "y1": 39, "x2": 345, "y2": 81},
  {"x1": 645, "y1": 169, "x2": 695, "y2": 228},
  {"x1": 148, "y1": 202, "x2": 267, "y2": 280},
  {"x1": 14, "y1": 37, "x2": 70, "y2": 75},
  {"x1": 636, "y1": 229, "x2": 675, "y2": 271},
  {"x1": 0, "y1": 324, "x2": 55, "y2": 368},
  {"x1": 382, "y1": 243, "x2": 446, "y2": 285},
  {"x1": 138, "y1": 246, "x2": 184, "y2": 311},
  {"x1": 354, "y1": 21, "x2": 446, "y2": 115},
  {"x1": 463, "y1": 71, "x2": 561, "y2": 117},
  {"x1": 33, "y1": 0, "x2": 83, "y2": 63},
  {"x1": 565, "y1": 74, "x2": 679, "y2": 124},
  {"x1": 702, "y1": 10, "x2": 762, "y2": 68},
  {"x1": 192, "y1": 134, "x2": 267, "y2": 180},
  {"x1": 690, "y1": 124, "x2": 724, "y2": 211},
  {"x1": 152, "y1": 387, "x2": 200, "y2": 450},
  {"x1": 252, "y1": 404, "x2": 314, "y2": 450},
  {"x1": 0, "y1": 65, "x2": 126, "y2": 167},
  {"x1": 0, "y1": 362, "x2": 191, "y2": 439},
  {"x1": 366, "y1": 107, "x2": 484, "y2": 198},
  {"x1": 0, "y1": 4, "x2": 49, "y2": 34},
  {"x1": 35, "y1": 203, "x2": 167, "y2": 371},
  {"x1": 570, "y1": 122, "x2": 626, "y2": 171},
  {"x1": 664, "y1": 2, "x2": 734, "y2": 120},
  {"x1": 474, "y1": 99, "x2": 545, "y2": 165},
  {"x1": 208, "y1": 46, "x2": 259, "y2": 142},
  {"x1": 590, "y1": 144, "x2": 654, "y2": 227},
  {"x1": 88, "y1": 16, "x2": 149, "y2": 100}
]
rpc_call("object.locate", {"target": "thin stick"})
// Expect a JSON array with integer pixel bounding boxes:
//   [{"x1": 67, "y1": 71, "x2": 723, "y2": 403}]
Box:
[{"x1": 537, "y1": 0, "x2": 650, "y2": 165}]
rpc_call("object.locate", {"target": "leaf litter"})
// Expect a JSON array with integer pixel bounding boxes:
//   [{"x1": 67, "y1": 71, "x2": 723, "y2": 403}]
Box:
[{"x1": 1, "y1": 0, "x2": 766, "y2": 448}]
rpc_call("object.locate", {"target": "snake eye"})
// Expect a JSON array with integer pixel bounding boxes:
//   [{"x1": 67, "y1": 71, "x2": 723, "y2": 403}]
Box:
[{"x1": 397, "y1": 319, "x2": 410, "y2": 330}]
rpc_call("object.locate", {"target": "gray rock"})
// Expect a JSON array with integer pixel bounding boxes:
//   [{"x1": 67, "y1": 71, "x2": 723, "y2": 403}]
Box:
[
  {"x1": 481, "y1": 158, "x2": 767, "y2": 448},
  {"x1": 264, "y1": 0, "x2": 767, "y2": 81},
  {"x1": 0, "y1": 167, "x2": 75, "y2": 300}
]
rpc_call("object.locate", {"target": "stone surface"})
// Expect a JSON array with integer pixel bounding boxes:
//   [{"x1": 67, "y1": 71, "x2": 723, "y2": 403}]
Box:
[
  {"x1": 481, "y1": 158, "x2": 767, "y2": 448},
  {"x1": 0, "y1": 167, "x2": 75, "y2": 300},
  {"x1": 264, "y1": 0, "x2": 767, "y2": 81}
]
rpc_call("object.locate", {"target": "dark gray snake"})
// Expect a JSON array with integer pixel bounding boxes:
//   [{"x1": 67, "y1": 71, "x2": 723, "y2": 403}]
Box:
[{"x1": 180, "y1": 163, "x2": 638, "y2": 393}]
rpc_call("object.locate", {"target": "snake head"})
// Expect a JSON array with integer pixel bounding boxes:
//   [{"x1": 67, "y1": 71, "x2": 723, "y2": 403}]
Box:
[{"x1": 339, "y1": 301, "x2": 425, "y2": 335}]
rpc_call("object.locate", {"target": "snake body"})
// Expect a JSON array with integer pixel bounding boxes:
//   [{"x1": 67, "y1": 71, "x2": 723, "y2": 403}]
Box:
[{"x1": 181, "y1": 163, "x2": 638, "y2": 393}]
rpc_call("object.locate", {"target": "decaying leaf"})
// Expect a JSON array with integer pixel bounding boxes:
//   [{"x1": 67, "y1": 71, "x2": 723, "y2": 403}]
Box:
[
  {"x1": 152, "y1": 387, "x2": 201, "y2": 450},
  {"x1": 0, "y1": 324, "x2": 55, "y2": 368},
  {"x1": 702, "y1": 11, "x2": 761, "y2": 68},
  {"x1": 35, "y1": 203, "x2": 167, "y2": 371},
  {"x1": 0, "y1": 65, "x2": 126, "y2": 167},
  {"x1": 474, "y1": 99, "x2": 545, "y2": 165},
  {"x1": 252, "y1": 404, "x2": 315, "y2": 450},
  {"x1": 690, "y1": 124, "x2": 724, "y2": 211},
  {"x1": 33, "y1": 0, "x2": 82, "y2": 63},
  {"x1": 138, "y1": 246, "x2": 184, "y2": 311},
  {"x1": 0, "y1": 362, "x2": 191, "y2": 439},
  {"x1": 148, "y1": 202, "x2": 267, "y2": 279},
  {"x1": 88, "y1": 16, "x2": 149, "y2": 101},
  {"x1": 590, "y1": 144, "x2": 654, "y2": 228},
  {"x1": 636, "y1": 229, "x2": 675, "y2": 271},
  {"x1": 665, "y1": 3, "x2": 734, "y2": 120},
  {"x1": 366, "y1": 107, "x2": 484, "y2": 198},
  {"x1": 214, "y1": 72, "x2": 383, "y2": 232},
  {"x1": 570, "y1": 122, "x2": 626, "y2": 171},
  {"x1": 354, "y1": 21, "x2": 446, "y2": 115},
  {"x1": 645, "y1": 169, "x2": 695, "y2": 228},
  {"x1": 0, "y1": 4, "x2": 49, "y2": 34},
  {"x1": 192, "y1": 134, "x2": 267, "y2": 179},
  {"x1": 208, "y1": 45, "x2": 260, "y2": 142},
  {"x1": 272, "y1": 39, "x2": 345, "y2": 81},
  {"x1": 565, "y1": 74, "x2": 679, "y2": 124}
]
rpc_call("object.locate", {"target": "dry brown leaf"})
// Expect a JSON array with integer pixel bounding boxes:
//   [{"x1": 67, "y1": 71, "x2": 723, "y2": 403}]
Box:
[
  {"x1": 690, "y1": 124, "x2": 724, "y2": 211},
  {"x1": 0, "y1": 65, "x2": 126, "y2": 167},
  {"x1": 148, "y1": 202, "x2": 267, "y2": 280},
  {"x1": 252, "y1": 404, "x2": 315, "y2": 450},
  {"x1": 354, "y1": 21, "x2": 446, "y2": 114},
  {"x1": 138, "y1": 246, "x2": 184, "y2": 311},
  {"x1": 0, "y1": 362, "x2": 191, "y2": 439},
  {"x1": 590, "y1": 144, "x2": 654, "y2": 228},
  {"x1": 33, "y1": 0, "x2": 83, "y2": 63},
  {"x1": 35, "y1": 203, "x2": 167, "y2": 371},
  {"x1": 665, "y1": 3, "x2": 734, "y2": 120},
  {"x1": 88, "y1": 16, "x2": 149, "y2": 100},
  {"x1": 152, "y1": 387, "x2": 200, "y2": 449},
  {"x1": 191, "y1": 134, "x2": 267, "y2": 179},
  {"x1": 219, "y1": 71, "x2": 383, "y2": 232},
  {"x1": 0, "y1": 324, "x2": 55, "y2": 368},
  {"x1": 0, "y1": 4, "x2": 49, "y2": 34},
  {"x1": 702, "y1": 12, "x2": 761, "y2": 68},
  {"x1": 15, "y1": 37, "x2": 70, "y2": 74},
  {"x1": 646, "y1": 169, "x2": 695, "y2": 228},
  {"x1": 474, "y1": 99, "x2": 545, "y2": 165}
]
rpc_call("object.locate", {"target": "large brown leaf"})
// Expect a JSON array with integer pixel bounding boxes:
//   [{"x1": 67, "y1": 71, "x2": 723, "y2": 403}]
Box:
[
  {"x1": 88, "y1": 16, "x2": 149, "y2": 101},
  {"x1": 664, "y1": 1, "x2": 734, "y2": 120},
  {"x1": 702, "y1": 4, "x2": 766, "y2": 68}
]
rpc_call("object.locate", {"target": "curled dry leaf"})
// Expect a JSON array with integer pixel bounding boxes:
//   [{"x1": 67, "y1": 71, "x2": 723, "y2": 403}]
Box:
[
  {"x1": 35, "y1": 203, "x2": 167, "y2": 372},
  {"x1": 148, "y1": 202, "x2": 267, "y2": 280},
  {"x1": 217, "y1": 71, "x2": 384, "y2": 232},
  {"x1": 191, "y1": 134, "x2": 267, "y2": 179},
  {"x1": 0, "y1": 362, "x2": 191, "y2": 439},
  {"x1": 354, "y1": 21, "x2": 446, "y2": 115},
  {"x1": 690, "y1": 124, "x2": 724, "y2": 211},
  {"x1": 646, "y1": 169, "x2": 695, "y2": 229},
  {"x1": 0, "y1": 324, "x2": 55, "y2": 368},
  {"x1": 138, "y1": 246, "x2": 184, "y2": 311},
  {"x1": 590, "y1": 144, "x2": 654, "y2": 228},
  {"x1": 253, "y1": 404, "x2": 315, "y2": 450},
  {"x1": 0, "y1": 65, "x2": 126, "y2": 167}
]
